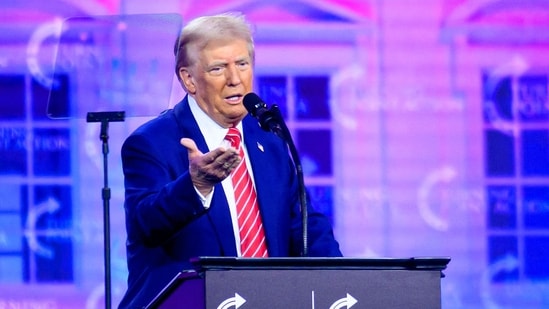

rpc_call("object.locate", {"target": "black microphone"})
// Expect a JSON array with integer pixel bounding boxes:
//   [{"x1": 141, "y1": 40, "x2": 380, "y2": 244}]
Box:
[
  {"x1": 243, "y1": 92, "x2": 282, "y2": 134},
  {"x1": 243, "y1": 92, "x2": 309, "y2": 256}
]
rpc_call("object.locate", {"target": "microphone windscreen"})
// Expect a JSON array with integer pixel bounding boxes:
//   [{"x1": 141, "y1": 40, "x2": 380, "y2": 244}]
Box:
[{"x1": 243, "y1": 92, "x2": 263, "y2": 114}]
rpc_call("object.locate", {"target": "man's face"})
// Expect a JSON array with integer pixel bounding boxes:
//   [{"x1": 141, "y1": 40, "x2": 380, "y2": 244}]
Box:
[{"x1": 181, "y1": 39, "x2": 253, "y2": 128}]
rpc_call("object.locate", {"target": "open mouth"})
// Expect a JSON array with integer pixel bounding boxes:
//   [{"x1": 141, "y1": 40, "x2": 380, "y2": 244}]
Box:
[{"x1": 225, "y1": 94, "x2": 243, "y2": 103}]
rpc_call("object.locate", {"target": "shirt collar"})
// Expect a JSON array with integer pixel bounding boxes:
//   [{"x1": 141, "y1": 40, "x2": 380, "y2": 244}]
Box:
[{"x1": 188, "y1": 95, "x2": 243, "y2": 150}]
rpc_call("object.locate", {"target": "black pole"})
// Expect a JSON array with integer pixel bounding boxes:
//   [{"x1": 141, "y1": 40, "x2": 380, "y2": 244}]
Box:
[
  {"x1": 87, "y1": 111, "x2": 125, "y2": 309},
  {"x1": 268, "y1": 106, "x2": 308, "y2": 257}
]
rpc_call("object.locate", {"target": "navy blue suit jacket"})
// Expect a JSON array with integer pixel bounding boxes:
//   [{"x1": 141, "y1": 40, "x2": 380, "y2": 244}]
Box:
[{"x1": 118, "y1": 96, "x2": 342, "y2": 308}]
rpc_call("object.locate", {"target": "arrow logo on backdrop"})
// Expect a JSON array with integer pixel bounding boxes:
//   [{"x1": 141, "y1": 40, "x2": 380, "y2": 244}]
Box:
[
  {"x1": 217, "y1": 293, "x2": 246, "y2": 309},
  {"x1": 24, "y1": 197, "x2": 61, "y2": 258},
  {"x1": 329, "y1": 293, "x2": 358, "y2": 309}
]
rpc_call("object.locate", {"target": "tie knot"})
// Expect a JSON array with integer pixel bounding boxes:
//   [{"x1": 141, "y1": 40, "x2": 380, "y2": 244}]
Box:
[{"x1": 225, "y1": 127, "x2": 241, "y2": 149}]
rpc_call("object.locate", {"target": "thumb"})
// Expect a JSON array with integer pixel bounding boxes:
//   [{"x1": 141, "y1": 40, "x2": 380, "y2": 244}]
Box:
[{"x1": 180, "y1": 138, "x2": 202, "y2": 158}]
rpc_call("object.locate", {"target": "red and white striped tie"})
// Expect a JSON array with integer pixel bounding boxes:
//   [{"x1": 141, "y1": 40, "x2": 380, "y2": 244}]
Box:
[{"x1": 225, "y1": 127, "x2": 268, "y2": 257}]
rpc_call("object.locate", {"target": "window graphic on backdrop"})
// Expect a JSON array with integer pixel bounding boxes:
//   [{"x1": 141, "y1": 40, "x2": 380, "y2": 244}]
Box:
[
  {"x1": 257, "y1": 75, "x2": 334, "y2": 224},
  {"x1": 483, "y1": 72, "x2": 549, "y2": 282},
  {"x1": 0, "y1": 74, "x2": 73, "y2": 283}
]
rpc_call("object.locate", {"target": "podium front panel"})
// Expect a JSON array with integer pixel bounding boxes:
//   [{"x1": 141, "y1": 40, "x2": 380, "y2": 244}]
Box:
[
  {"x1": 203, "y1": 269, "x2": 440, "y2": 309},
  {"x1": 148, "y1": 257, "x2": 450, "y2": 309}
]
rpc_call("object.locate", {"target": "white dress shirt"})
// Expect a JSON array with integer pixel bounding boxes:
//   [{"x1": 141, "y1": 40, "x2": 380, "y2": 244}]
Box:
[{"x1": 188, "y1": 95, "x2": 258, "y2": 256}]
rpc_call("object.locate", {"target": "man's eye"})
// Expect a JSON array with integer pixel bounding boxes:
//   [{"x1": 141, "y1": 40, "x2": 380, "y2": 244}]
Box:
[
  {"x1": 237, "y1": 62, "x2": 250, "y2": 69},
  {"x1": 209, "y1": 67, "x2": 223, "y2": 75}
]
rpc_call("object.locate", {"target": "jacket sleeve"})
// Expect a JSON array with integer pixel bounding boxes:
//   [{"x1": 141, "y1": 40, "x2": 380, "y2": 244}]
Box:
[{"x1": 121, "y1": 131, "x2": 208, "y2": 247}]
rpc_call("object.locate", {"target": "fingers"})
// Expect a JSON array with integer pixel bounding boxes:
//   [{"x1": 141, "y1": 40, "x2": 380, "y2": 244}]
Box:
[
  {"x1": 180, "y1": 137, "x2": 241, "y2": 189},
  {"x1": 213, "y1": 150, "x2": 241, "y2": 173},
  {"x1": 180, "y1": 138, "x2": 201, "y2": 158},
  {"x1": 182, "y1": 137, "x2": 237, "y2": 166}
]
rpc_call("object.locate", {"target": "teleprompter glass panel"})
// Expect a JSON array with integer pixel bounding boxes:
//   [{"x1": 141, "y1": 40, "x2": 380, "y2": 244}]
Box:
[{"x1": 33, "y1": 74, "x2": 70, "y2": 120}]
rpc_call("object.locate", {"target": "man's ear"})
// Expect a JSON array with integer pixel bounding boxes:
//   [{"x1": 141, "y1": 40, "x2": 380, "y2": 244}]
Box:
[{"x1": 179, "y1": 68, "x2": 196, "y2": 94}]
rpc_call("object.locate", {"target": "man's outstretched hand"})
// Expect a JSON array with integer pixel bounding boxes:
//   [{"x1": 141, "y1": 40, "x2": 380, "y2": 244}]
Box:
[{"x1": 180, "y1": 138, "x2": 241, "y2": 195}]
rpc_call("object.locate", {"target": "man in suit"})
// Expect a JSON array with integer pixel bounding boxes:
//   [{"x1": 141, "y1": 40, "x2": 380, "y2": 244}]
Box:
[{"x1": 118, "y1": 12, "x2": 342, "y2": 308}]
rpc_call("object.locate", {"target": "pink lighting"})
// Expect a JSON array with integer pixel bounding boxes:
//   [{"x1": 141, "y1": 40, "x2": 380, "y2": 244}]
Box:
[{"x1": 0, "y1": 0, "x2": 548, "y2": 308}]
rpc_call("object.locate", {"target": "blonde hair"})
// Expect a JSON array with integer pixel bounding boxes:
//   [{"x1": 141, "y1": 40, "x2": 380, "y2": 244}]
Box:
[{"x1": 174, "y1": 12, "x2": 255, "y2": 79}]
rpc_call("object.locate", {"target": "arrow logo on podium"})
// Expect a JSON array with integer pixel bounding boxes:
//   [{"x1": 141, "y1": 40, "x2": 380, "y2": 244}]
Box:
[
  {"x1": 217, "y1": 293, "x2": 246, "y2": 309},
  {"x1": 329, "y1": 293, "x2": 358, "y2": 309}
]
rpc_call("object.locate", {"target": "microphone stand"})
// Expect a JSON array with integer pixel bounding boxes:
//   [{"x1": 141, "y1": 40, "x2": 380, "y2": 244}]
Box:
[
  {"x1": 268, "y1": 105, "x2": 309, "y2": 257},
  {"x1": 86, "y1": 111, "x2": 126, "y2": 309}
]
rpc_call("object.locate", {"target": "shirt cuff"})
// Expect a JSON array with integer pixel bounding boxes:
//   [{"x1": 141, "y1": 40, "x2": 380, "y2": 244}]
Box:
[{"x1": 194, "y1": 186, "x2": 214, "y2": 209}]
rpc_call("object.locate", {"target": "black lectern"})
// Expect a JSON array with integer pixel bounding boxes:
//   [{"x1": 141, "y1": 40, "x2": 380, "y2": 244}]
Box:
[{"x1": 146, "y1": 257, "x2": 450, "y2": 309}]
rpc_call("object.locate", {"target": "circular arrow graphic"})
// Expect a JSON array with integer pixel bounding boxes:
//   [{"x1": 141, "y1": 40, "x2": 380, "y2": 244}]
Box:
[
  {"x1": 480, "y1": 254, "x2": 519, "y2": 309},
  {"x1": 329, "y1": 293, "x2": 358, "y2": 309},
  {"x1": 217, "y1": 293, "x2": 246, "y2": 309},
  {"x1": 24, "y1": 197, "x2": 61, "y2": 258},
  {"x1": 417, "y1": 166, "x2": 457, "y2": 231},
  {"x1": 26, "y1": 18, "x2": 64, "y2": 89}
]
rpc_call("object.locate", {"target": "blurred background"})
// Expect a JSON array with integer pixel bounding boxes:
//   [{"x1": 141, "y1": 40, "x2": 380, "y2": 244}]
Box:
[{"x1": 1, "y1": 0, "x2": 548, "y2": 308}]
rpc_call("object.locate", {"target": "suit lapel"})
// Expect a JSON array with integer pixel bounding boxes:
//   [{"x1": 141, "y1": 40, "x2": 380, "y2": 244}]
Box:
[
  {"x1": 173, "y1": 96, "x2": 209, "y2": 153},
  {"x1": 242, "y1": 116, "x2": 285, "y2": 255},
  {"x1": 173, "y1": 96, "x2": 238, "y2": 256}
]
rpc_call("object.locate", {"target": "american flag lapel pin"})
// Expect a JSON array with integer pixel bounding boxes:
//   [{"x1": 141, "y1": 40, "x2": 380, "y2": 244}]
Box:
[{"x1": 257, "y1": 142, "x2": 264, "y2": 152}]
